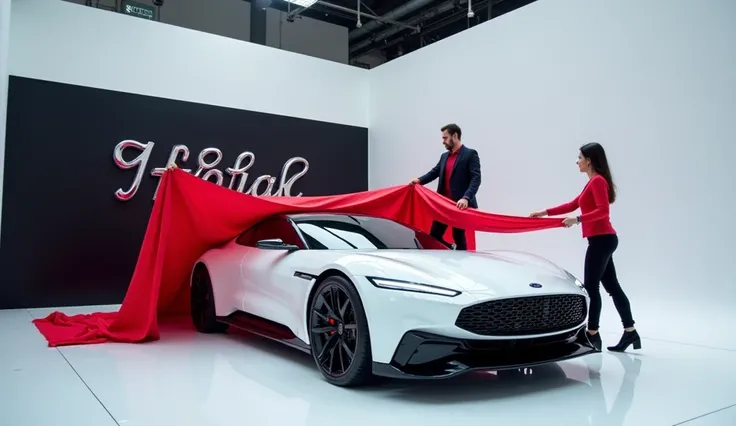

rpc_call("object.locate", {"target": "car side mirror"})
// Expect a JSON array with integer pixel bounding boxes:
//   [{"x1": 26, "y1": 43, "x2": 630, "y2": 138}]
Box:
[{"x1": 256, "y1": 238, "x2": 300, "y2": 251}]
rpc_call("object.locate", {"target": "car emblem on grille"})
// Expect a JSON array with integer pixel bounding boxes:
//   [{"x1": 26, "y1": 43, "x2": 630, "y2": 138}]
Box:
[{"x1": 529, "y1": 283, "x2": 543, "y2": 288}]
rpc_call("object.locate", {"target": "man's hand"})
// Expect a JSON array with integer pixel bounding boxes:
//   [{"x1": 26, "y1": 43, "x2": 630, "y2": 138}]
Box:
[
  {"x1": 166, "y1": 163, "x2": 179, "y2": 171},
  {"x1": 562, "y1": 217, "x2": 578, "y2": 227},
  {"x1": 457, "y1": 198, "x2": 469, "y2": 210},
  {"x1": 529, "y1": 210, "x2": 547, "y2": 218},
  {"x1": 410, "y1": 178, "x2": 420, "y2": 185}
]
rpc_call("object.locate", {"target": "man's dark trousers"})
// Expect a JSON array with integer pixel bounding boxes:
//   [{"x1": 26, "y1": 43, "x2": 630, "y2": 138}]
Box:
[{"x1": 430, "y1": 222, "x2": 468, "y2": 250}]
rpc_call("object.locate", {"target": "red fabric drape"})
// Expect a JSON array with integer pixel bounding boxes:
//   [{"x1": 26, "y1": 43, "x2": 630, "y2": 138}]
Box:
[{"x1": 32, "y1": 169, "x2": 562, "y2": 347}]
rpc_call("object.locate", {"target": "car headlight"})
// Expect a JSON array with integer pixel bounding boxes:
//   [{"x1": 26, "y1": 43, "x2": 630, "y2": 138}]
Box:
[
  {"x1": 576, "y1": 279, "x2": 588, "y2": 295},
  {"x1": 366, "y1": 277, "x2": 461, "y2": 297},
  {"x1": 567, "y1": 273, "x2": 587, "y2": 294}
]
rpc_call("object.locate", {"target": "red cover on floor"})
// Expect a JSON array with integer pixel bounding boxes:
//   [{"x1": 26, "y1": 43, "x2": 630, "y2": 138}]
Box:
[{"x1": 32, "y1": 169, "x2": 563, "y2": 347}]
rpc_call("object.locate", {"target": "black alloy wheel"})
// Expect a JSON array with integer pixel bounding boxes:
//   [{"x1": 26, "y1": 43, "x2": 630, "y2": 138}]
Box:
[
  {"x1": 190, "y1": 264, "x2": 229, "y2": 334},
  {"x1": 308, "y1": 275, "x2": 372, "y2": 387}
]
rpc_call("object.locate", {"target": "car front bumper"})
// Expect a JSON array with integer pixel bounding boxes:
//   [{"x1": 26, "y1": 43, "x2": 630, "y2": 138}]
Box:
[
  {"x1": 371, "y1": 325, "x2": 597, "y2": 379},
  {"x1": 353, "y1": 275, "x2": 591, "y2": 366}
]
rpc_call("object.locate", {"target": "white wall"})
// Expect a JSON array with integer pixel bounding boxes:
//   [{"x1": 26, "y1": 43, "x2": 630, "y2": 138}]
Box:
[
  {"x1": 369, "y1": 0, "x2": 736, "y2": 346},
  {"x1": 62, "y1": 0, "x2": 348, "y2": 64},
  {"x1": 1, "y1": 0, "x2": 366, "y2": 254},
  {"x1": 9, "y1": 0, "x2": 367, "y2": 127}
]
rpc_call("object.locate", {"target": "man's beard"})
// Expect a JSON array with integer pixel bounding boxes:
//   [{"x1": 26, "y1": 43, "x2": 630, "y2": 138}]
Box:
[{"x1": 444, "y1": 141, "x2": 455, "y2": 151}]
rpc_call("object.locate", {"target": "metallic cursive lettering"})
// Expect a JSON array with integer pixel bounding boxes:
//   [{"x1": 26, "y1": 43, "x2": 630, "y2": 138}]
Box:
[
  {"x1": 273, "y1": 157, "x2": 309, "y2": 197},
  {"x1": 150, "y1": 144, "x2": 191, "y2": 200},
  {"x1": 112, "y1": 140, "x2": 310, "y2": 201},
  {"x1": 113, "y1": 140, "x2": 155, "y2": 201},
  {"x1": 194, "y1": 148, "x2": 224, "y2": 187},
  {"x1": 225, "y1": 151, "x2": 255, "y2": 192}
]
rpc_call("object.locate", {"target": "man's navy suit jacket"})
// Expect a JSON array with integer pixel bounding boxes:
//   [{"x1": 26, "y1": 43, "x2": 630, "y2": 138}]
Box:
[{"x1": 418, "y1": 145, "x2": 481, "y2": 209}]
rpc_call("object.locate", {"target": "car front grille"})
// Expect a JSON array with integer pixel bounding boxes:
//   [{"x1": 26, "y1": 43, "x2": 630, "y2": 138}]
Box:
[{"x1": 455, "y1": 294, "x2": 587, "y2": 336}]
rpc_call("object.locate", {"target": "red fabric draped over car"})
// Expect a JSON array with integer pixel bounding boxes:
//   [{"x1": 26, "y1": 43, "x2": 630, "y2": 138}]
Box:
[{"x1": 32, "y1": 169, "x2": 563, "y2": 347}]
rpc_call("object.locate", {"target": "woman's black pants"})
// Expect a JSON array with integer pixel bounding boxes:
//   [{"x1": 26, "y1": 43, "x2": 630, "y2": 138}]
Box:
[{"x1": 584, "y1": 234, "x2": 635, "y2": 330}]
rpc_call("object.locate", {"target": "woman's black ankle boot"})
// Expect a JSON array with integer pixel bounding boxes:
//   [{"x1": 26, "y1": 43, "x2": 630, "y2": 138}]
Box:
[
  {"x1": 587, "y1": 331, "x2": 602, "y2": 351},
  {"x1": 607, "y1": 329, "x2": 642, "y2": 352}
]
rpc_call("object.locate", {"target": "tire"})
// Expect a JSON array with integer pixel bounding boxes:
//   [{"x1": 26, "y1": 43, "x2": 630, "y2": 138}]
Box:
[
  {"x1": 308, "y1": 275, "x2": 373, "y2": 387},
  {"x1": 190, "y1": 263, "x2": 229, "y2": 334}
]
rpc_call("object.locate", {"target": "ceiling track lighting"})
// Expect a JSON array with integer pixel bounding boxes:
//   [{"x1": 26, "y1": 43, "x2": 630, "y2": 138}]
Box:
[
  {"x1": 283, "y1": 0, "x2": 318, "y2": 8},
  {"x1": 356, "y1": 0, "x2": 362, "y2": 28}
]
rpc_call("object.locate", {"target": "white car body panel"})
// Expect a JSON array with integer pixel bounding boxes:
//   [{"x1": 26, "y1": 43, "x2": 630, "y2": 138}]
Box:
[{"x1": 196, "y1": 234, "x2": 589, "y2": 364}]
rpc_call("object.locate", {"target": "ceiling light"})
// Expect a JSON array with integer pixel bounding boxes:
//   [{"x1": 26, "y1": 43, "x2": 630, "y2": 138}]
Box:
[{"x1": 284, "y1": 0, "x2": 317, "y2": 8}]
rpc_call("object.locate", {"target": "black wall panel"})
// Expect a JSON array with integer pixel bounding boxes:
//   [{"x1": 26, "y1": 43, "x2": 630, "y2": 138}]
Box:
[{"x1": 0, "y1": 76, "x2": 368, "y2": 309}]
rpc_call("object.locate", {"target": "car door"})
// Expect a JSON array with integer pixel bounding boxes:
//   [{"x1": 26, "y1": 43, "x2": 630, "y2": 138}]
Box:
[{"x1": 238, "y1": 217, "x2": 308, "y2": 331}]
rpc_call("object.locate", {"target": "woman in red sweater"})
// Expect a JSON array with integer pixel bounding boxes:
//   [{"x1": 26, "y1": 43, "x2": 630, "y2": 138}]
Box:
[{"x1": 530, "y1": 143, "x2": 639, "y2": 352}]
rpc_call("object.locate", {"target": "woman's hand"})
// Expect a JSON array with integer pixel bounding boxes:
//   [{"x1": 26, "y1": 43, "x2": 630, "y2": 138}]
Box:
[
  {"x1": 562, "y1": 217, "x2": 578, "y2": 227},
  {"x1": 529, "y1": 210, "x2": 547, "y2": 218}
]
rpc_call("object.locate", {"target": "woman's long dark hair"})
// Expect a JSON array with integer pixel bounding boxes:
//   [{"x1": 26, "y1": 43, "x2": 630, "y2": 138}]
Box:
[{"x1": 580, "y1": 142, "x2": 616, "y2": 203}]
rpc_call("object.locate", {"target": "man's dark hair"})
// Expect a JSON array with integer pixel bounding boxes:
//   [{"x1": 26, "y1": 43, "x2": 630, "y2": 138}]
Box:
[{"x1": 441, "y1": 123, "x2": 462, "y2": 139}]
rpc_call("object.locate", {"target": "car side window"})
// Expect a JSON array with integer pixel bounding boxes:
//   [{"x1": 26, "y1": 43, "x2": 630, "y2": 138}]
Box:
[
  {"x1": 237, "y1": 218, "x2": 305, "y2": 248},
  {"x1": 235, "y1": 228, "x2": 255, "y2": 246}
]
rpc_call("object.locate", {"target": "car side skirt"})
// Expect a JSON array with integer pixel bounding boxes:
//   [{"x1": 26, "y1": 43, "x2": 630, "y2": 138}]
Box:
[
  {"x1": 217, "y1": 310, "x2": 311, "y2": 354},
  {"x1": 371, "y1": 326, "x2": 597, "y2": 380}
]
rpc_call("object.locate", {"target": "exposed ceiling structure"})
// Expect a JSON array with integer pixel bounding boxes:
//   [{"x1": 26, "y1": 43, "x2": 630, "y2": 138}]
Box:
[
  {"x1": 269, "y1": 0, "x2": 538, "y2": 67},
  {"x1": 78, "y1": 0, "x2": 538, "y2": 68}
]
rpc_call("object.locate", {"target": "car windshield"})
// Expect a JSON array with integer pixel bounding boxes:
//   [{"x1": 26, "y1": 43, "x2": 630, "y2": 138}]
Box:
[{"x1": 291, "y1": 215, "x2": 449, "y2": 250}]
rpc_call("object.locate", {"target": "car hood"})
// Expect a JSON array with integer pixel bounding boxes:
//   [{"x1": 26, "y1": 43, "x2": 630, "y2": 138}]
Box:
[{"x1": 343, "y1": 249, "x2": 581, "y2": 297}]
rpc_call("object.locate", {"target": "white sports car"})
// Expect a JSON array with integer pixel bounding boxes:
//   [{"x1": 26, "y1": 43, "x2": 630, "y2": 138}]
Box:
[{"x1": 190, "y1": 212, "x2": 597, "y2": 387}]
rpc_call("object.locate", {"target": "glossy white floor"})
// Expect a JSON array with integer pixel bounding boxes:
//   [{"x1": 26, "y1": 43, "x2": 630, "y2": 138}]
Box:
[{"x1": 3, "y1": 303, "x2": 736, "y2": 426}]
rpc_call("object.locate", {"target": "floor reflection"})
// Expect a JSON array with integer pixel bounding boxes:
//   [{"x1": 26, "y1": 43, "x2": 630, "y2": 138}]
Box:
[
  {"x1": 196, "y1": 327, "x2": 644, "y2": 425},
  {"x1": 19, "y1": 306, "x2": 736, "y2": 426}
]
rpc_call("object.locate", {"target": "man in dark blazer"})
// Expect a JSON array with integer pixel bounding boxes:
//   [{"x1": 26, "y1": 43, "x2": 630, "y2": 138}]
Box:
[{"x1": 410, "y1": 123, "x2": 481, "y2": 250}]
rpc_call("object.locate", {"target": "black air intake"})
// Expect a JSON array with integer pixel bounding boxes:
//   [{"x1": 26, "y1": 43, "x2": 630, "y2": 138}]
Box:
[{"x1": 455, "y1": 294, "x2": 587, "y2": 336}]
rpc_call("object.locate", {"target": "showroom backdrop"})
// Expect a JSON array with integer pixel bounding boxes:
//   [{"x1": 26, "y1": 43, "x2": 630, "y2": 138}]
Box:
[
  {"x1": 369, "y1": 0, "x2": 736, "y2": 345},
  {"x1": 2, "y1": 0, "x2": 735, "y2": 348},
  {"x1": 0, "y1": 0, "x2": 368, "y2": 309}
]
